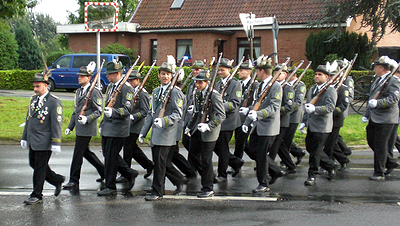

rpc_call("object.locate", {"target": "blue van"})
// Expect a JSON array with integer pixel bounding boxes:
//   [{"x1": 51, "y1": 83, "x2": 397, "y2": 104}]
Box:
[{"x1": 48, "y1": 53, "x2": 131, "y2": 93}]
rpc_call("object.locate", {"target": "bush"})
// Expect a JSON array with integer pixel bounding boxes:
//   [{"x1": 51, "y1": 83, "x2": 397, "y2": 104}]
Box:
[
  {"x1": 0, "y1": 22, "x2": 19, "y2": 70},
  {"x1": 101, "y1": 43, "x2": 137, "y2": 61},
  {"x1": 0, "y1": 70, "x2": 41, "y2": 90},
  {"x1": 45, "y1": 50, "x2": 74, "y2": 66}
]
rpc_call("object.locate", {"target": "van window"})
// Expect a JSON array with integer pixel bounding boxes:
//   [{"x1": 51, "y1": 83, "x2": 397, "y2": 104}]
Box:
[
  {"x1": 72, "y1": 56, "x2": 109, "y2": 68},
  {"x1": 114, "y1": 56, "x2": 131, "y2": 67},
  {"x1": 56, "y1": 56, "x2": 71, "y2": 68}
]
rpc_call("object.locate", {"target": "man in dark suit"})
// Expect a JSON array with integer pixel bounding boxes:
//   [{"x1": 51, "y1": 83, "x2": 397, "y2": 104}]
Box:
[
  {"x1": 21, "y1": 73, "x2": 65, "y2": 205},
  {"x1": 98, "y1": 60, "x2": 139, "y2": 196},
  {"x1": 362, "y1": 56, "x2": 400, "y2": 180},
  {"x1": 300, "y1": 64, "x2": 337, "y2": 186},
  {"x1": 186, "y1": 70, "x2": 226, "y2": 197},
  {"x1": 63, "y1": 63, "x2": 105, "y2": 190}
]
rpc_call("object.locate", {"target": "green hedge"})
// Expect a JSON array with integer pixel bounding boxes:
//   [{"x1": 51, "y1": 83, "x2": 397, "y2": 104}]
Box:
[{"x1": 0, "y1": 70, "x2": 41, "y2": 90}]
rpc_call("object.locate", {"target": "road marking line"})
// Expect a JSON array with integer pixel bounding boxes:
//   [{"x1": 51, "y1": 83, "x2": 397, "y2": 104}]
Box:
[
  {"x1": 0, "y1": 191, "x2": 54, "y2": 196},
  {"x1": 163, "y1": 195, "x2": 278, "y2": 201}
]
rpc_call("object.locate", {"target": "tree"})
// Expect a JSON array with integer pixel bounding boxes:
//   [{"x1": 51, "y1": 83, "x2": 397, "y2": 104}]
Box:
[
  {"x1": 0, "y1": 0, "x2": 37, "y2": 19},
  {"x1": 313, "y1": 0, "x2": 400, "y2": 43},
  {"x1": 101, "y1": 42, "x2": 136, "y2": 60},
  {"x1": 0, "y1": 21, "x2": 19, "y2": 69}
]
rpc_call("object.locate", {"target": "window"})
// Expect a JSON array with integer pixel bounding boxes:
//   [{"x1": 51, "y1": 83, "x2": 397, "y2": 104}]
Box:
[
  {"x1": 170, "y1": 0, "x2": 185, "y2": 9},
  {"x1": 56, "y1": 56, "x2": 71, "y2": 68},
  {"x1": 237, "y1": 37, "x2": 261, "y2": 61},
  {"x1": 151, "y1": 39, "x2": 157, "y2": 62},
  {"x1": 176, "y1": 39, "x2": 192, "y2": 63},
  {"x1": 72, "y1": 56, "x2": 108, "y2": 68}
]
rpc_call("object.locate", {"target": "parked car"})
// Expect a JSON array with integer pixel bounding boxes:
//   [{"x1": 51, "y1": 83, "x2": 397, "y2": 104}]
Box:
[{"x1": 47, "y1": 53, "x2": 132, "y2": 93}]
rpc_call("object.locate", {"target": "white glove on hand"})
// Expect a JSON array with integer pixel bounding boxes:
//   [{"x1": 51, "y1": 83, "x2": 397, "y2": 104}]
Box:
[
  {"x1": 78, "y1": 115, "x2": 87, "y2": 125},
  {"x1": 138, "y1": 134, "x2": 144, "y2": 143},
  {"x1": 187, "y1": 105, "x2": 195, "y2": 114},
  {"x1": 130, "y1": 114, "x2": 134, "y2": 121},
  {"x1": 198, "y1": 123, "x2": 211, "y2": 133},
  {"x1": 184, "y1": 127, "x2": 191, "y2": 136},
  {"x1": 369, "y1": 99, "x2": 377, "y2": 108},
  {"x1": 21, "y1": 140, "x2": 27, "y2": 149},
  {"x1": 98, "y1": 127, "x2": 102, "y2": 134},
  {"x1": 299, "y1": 123, "x2": 307, "y2": 134},
  {"x1": 51, "y1": 145, "x2": 61, "y2": 155},
  {"x1": 104, "y1": 107, "x2": 112, "y2": 118},
  {"x1": 242, "y1": 125, "x2": 249, "y2": 133},
  {"x1": 248, "y1": 110, "x2": 258, "y2": 121},
  {"x1": 154, "y1": 118, "x2": 163, "y2": 128},
  {"x1": 65, "y1": 128, "x2": 71, "y2": 135},
  {"x1": 239, "y1": 107, "x2": 249, "y2": 115},
  {"x1": 361, "y1": 116, "x2": 368, "y2": 123},
  {"x1": 305, "y1": 103, "x2": 315, "y2": 114}
]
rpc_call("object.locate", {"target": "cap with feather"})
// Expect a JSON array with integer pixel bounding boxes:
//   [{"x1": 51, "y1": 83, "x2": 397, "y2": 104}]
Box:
[
  {"x1": 77, "y1": 61, "x2": 96, "y2": 76},
  {"x1": 159, "y1": 55, "x2": 176, "y2": 73},
  {"x1": 255, "y1": 55, "x2": 272, "y2": 69}
]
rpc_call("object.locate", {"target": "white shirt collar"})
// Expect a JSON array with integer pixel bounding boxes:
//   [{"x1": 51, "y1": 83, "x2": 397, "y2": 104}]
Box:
[{"x1": 242, "y1": 77, "x2": 251, "y2": 86}]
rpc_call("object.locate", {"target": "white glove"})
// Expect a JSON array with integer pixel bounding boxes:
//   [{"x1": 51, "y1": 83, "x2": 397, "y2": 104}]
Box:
[
  {"x1": 138, "y1": 134, "x2": 144, "y2": 143},
  {"x1": 78, "y1": 115, "x2": 87, "y2": 125},
  {"x1": 130, "y1": 114, "x2": 134, "y2": 121},
  {"x1": 154, "y1": 118, "x2": 163, "y2": 128},
  {"x1": 242, "y1": 125, "x2": 249, "y2": 133},
  {"x1": 198, "y1": 123, "x2": 211, "y2": 133},
  {"x1": 369, "y1": 99, "x2": 377, "y2": 108},
  {"x1": 248, "y1": 110, "x2": 258, "y2": 121},
  {"x1": 104, "y1": 107, "x2": 112, "y2": 117},
  {"x1": 51, "y1": 145, "x2": 61, "y2": 155},
  {"x1": 187, "y1": 105, "x2": 195, "y2": 114},
  {"x1": 21, "y1": 140, "x2": 27, "y2": 149},
  {"x1": 305, "y1": 103, "x2": 315, "y2": 114},
  {"x1": 184, "y1": 127, "x2": 191, "y2": 136},
  {"x1": 362, "y1": 116, "x2": 368, "y2": 123},
  {"x1": 98, "y1": 127, "x2": 102, "y2": 134},
  {"x1": 239, "y1": 107, "x2": 249, "y2": 115},
  {"x1": 65, "y1": 128, "x2": 71, "y2": 135},
  {"x1": 299, "y1": 123, "x2": 307, "y2": 134}
]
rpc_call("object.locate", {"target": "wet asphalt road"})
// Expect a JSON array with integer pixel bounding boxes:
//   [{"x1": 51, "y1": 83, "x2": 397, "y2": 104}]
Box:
[{"x1": 1, "y1": 145, "x2": 400, "y2": 225}]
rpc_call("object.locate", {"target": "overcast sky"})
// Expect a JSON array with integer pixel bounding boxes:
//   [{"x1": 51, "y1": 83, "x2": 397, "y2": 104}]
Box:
[{"x1": 32, "y1": 0, "x2": 80, "y2": 24}]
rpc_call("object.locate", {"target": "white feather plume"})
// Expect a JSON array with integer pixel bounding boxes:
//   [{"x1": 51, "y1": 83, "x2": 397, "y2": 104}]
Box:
[
  {"x1": 167, "y1": 55, "x2": 176, "y2": 72},
  {"x1": 177, "y1": 68, "x2": 185, "y2": 81},
  {"x1": 87, "y1": 61, "x2": 96, "y2": 74},
  {"x1": 326, "y1": 61, "x2": 338, "y2": 73},
  {"x1": 256, "y1": 54, "x2": 265, "y2": 66},
  {"x1": 342, "y1": 58, "x2": 349, "y2": 68},
  {"x1": 388, "y1": 59, "x2": 399, "y2": 71}
]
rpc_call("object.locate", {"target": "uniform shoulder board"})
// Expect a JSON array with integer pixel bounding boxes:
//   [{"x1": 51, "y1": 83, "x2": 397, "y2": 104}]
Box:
[
  {"x1": 233, "y1": 77, "x2": 239, "y2": 81},
  {"x1": 212, "y1": 89, "x2": 220, "y2": 94},
  {"x1": 94, "y1": 86, "x2": 101, "y2": 91},
  {"x1": 394, "y1": 75, "x2": 400, "y2": 80},
  {"x1": 125, "y1": 82, "x2": 132, "y2": 87},
  {"x1": 342, "y1": 84, "x2": 349, "y2": 88},
  {"x1": 50, "y1": 93, "x2": 60, "y2": 99},
  {"x1": 142, "y1": 88, "x2": 148, "y2": 93},
  {"x1": 174, "y1": 85, "x2": 182, "y2": 91}
]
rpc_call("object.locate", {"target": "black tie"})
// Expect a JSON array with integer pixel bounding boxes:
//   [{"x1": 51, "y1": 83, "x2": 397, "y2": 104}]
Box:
[
  {"x1": 159, "y1": 88, "x2": 164, "y2": 100},
  {"x1": 372, "y1": 77, "x2": 381, "y2": 90},
  {"x1": 34, "y1": 96, "x2": 40, "y2": 108}
]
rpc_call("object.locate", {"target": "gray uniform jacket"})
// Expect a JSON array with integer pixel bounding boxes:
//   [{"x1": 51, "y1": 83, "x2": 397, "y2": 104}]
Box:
[
  {"x1": 333, "y1": 84, "x2": 349, "y2": 128},
  {"x1": 140, "y1": 86, "x2": 184, "y2": 146},
  {"x1": 240, "y1": 80, "x2": 259, "y2": 123},
  {"x1": 68, "y1": 85, "x2": 103, "y2": 137},
  {"x1": 176, "y1": 87, "x2": 186, "y2": 142},
  {"x1": 100, "y1": 82, "x2": 134, "y2": 138},
  {"x1": 187, "y1": 89, "x2": 226, "y2": 142},
  {"x1": 215, "y1": 78, "x2": 242, "y2": 131},
  {"x1": 364, "y1": 75, "x2": 400, "y2": 124},
  {"x1": 22, "y1": 93, "x2": 63, "y2": 150},
  {"x1": 302, "y1": 85, "x2": 337, "y2": 133},
  {"x1": 244, "y1": 81, "x2": 282, "y2": 136},
  {"x1": 183, "y1": 81, "x2": 195, "y2": 127},
  {"x1": 280, "y1": 84, "x2": 295, "y2": 127},
  {"x1": 290, "y1": 80, "x2": 306, "y2": 124},
  {"x1": 343, "y1": 76, "x2": 354, "y2": 118},
  {"x1": 129, "y1": 88, "x2": 150, "y2": 134}
]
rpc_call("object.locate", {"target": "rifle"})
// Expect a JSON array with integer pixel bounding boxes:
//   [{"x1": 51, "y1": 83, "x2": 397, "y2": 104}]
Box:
[
  {"x1": 371, "y1": 62, "x2": 400, "y2": 100},
  {"x1": 106, "y1": 56, "x2": 141, "y2": 108},
  {"x1": 79, "y1": 59, "x2": 105, "y2": 118},
  {"x1": 220, "y1": 56, "x2": 245, "y2": 97},
  {"x1": 132, "y1": 60, "x2": 157, "y2": 110},
  {"x1": 200, "y1": 52, "x2": 223, "y2": 123},
  {"x1": 180, "y1": 69, "x2": 194, "y2": 90},
  {"x1": 157, "y1": 57, "x2": 186, "y2": 118},
  {"x1": 242, "y1": 70, "x2": 257, "y2": 108},
  {"x1": 336, "y1": 53, "x2": 358, "y2": 90},
  {"x1": 252, "y1": 57, "x2": 290, "y2": 111},
  {"x1": 293, "y1": 61, "x2": 312, "y2": 89},
  {"x1": 282, "y1": 60, "x2": 304, "y2": 89},
  {"x1": 309, "y1": 65, "x2": 347, "y2": 105}
]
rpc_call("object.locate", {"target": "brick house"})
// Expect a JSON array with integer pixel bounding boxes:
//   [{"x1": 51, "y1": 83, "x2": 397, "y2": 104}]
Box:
[{"x1": 58, "y1": 0, "x2": 400, "y2": 65}]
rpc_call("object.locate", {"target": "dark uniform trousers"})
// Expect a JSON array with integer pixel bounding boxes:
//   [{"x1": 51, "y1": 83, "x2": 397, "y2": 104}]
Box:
[
  {"x1": 332, "y1": 140, "x2": 350, "y2": 165},
  {"x1": 323, "y1": 126, "x2": 341, "y2": 159},
  {"x1": 234, "y1": 126, "x2": 249, "y2": 159},
  {"x1": 285, "y1": 123, "x2": 304, "y2": 158},
  {"x1": 335, "y1": 135, "x2": 352, "y2": 156},
  {"x1": 366, "y1": 121, "x2": 397, "y2": 176},
  {"x1": 269, "y1": 127, "x2": 296, "y2": 170},
  {"x1": 101, "y1": 137, "x2": 136, "y2": 190},
  {"x1": 70, "y1": 136, "x2": 104, "y2": 183},
  {"x1": 214, "y1": 130, "x2": 243, "y2": 178},
  {"x1": 151, "y1": 145, "x2": 183, "y2": 196},
  {"x1": 123, "y1": 133, "x2": 153, "y2": 170},
  {"x1": 189, "y1": 131, "x2": 215, "y2": 192},
  {"x1": 29, "y1": 148, "x2": 64, "y2": 199},
  {"x1": 305, "y1": 130, "x2": 335, "y2": 177},
  {"x1": 387, "y1": 124, "x2": 399, "y2": 161},
  {"x1": 171, "y1": 142, "x2": 197, "y2": 178}
]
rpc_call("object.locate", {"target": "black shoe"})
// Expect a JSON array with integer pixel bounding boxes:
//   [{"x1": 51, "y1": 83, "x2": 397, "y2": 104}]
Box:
[
  {"x1": 145, "y1": 194, "x2": 162, "y2": 201},
  {"x1": 97, "y1": 188, "x2": 117, "y2": 196},
  {"x1": 232, "y1": 159, "x2": 244, "y2": 177},
  {"x1": 295, "y1": 152, "x2": 306, "y2": 165},
  {"x1": 96, "y1": 177, "x2": 105, "y2": 182},
  {"x1": 339, "y1": 162, "x2": 348, "y2": 171},
  {"x1": 173, "y1": 184, "x2": 183, "y2": 195},
  {"x1": 54, "y1": 176, "x2": 65, "y2": 197},
  {"x1": 126, "y1": 170, "x2": 139, "y2": 191},
  {"x1": 213, "y1": 176, "x2": 227, "y2": 183},
  {"x1": 369, "y1": 175, "x2": 385, "y2": 181},
  {"x1": 198, "y1": 191, "x2": 214, "y2": 198},
  {"x1": 269, "y1": 171, "x2": 284, "y2": 185},
  {"x1": 304, "y1": 176, "x2": 316, "y2": 186},
  {"x1": 385, "y1": 167, "x2": 395, "y2": 175},
  {"x1": 24, "y1": 197, "x2": 43, "y2": 205},
  {"x1": 252, "y1": 185, "x2": 270, "y2": 193},
  {"x1": 326, "y1": 169, "x2": 336, "y2": 181},
  {"x1": 62, "y1": 181, "x2": 79, "y2": 190},
  {"x1": 144, "y1": 167, "x2": 153, "y2": 179},
  {"x1": 285, "y1": 168, "x2": 297, "y2": 174},
  {"x1": 116, "y1": 176, "x2": 128, "y2": 183}
]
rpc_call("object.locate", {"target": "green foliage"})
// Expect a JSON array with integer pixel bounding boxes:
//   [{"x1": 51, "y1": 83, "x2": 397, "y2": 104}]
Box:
[
  {"x1": 58, "y1": 34, "x2": 70, "y2": 50},
  {"x1": 0, "y1": 70, "x2": 41, "y2": 90},
  {"x1": 0, "y1": 22, "x2": 19, "y2": 70},
  {"x1": 305, "y1": 30, "x2": 374, "y2": 70},
  {"x1": 101, "y1": 42, "x2": 136, "y2": 60},
  {"x1": 0, "y1": 0, "x2": 32, "y2": 20}
]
